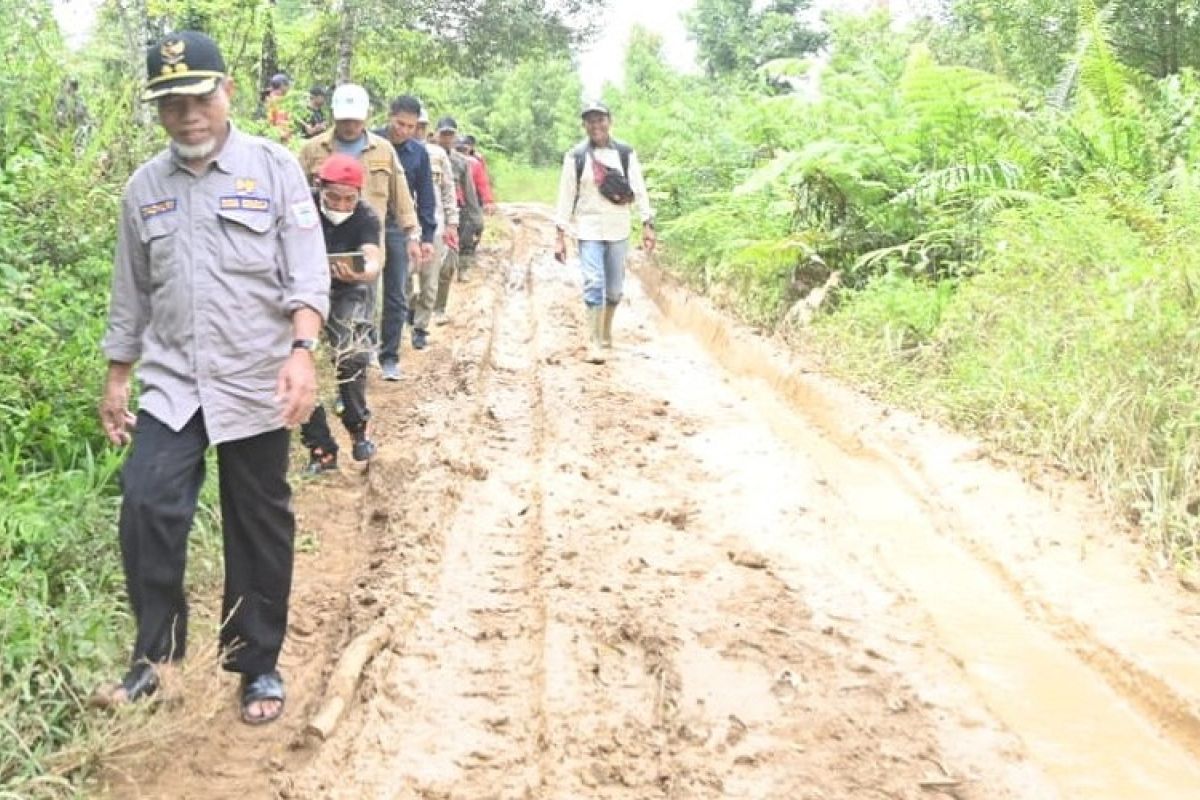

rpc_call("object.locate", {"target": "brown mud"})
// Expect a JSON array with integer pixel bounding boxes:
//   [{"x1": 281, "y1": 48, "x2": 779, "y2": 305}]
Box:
[{"x1": 98, "y1": 204, "x2": 1200, "y2": 800}]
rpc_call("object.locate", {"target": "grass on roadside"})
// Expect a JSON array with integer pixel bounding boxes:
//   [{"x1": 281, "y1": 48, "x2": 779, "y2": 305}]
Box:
[
  {"x1": 488, "y1": 157, "x2": 560, "y2": 205},
  {"x1": 809, "y1": 193, "x2": 1200, "y2": 566},
  {"x1": 0, "y1": 453, "x2": 224, "y2": 799}
]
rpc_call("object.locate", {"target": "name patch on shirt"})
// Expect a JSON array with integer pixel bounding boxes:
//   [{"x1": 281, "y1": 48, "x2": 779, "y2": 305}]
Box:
[
  {"x1": 140, "y1": 198, "x2": 177, "y2": 220},
  {"x1": 219, "y1": 196, "x2": 271, "y2": 213}
]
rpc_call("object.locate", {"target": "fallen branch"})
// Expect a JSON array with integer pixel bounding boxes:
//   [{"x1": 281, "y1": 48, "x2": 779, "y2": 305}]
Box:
[{"x1": 305, "y1": 619, "x2": 393, "y2": 741}]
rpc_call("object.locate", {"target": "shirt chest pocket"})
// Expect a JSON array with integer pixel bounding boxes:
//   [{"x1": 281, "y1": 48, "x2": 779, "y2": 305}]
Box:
[
  {"x1": 217, "y1": 207, "x2": 277, "y2": 273},
  {"x1": 140, "y1": 218, "x2": 178, "y2": 288},
  {"x1": 366, "y1": 162, "x2": 392, "y2": 209}
]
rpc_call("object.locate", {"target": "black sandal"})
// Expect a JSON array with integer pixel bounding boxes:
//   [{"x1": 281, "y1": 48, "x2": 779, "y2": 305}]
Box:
[
  {"x1": 91, "y1": 662, "x2": 159, "y2": 708},
  {"x1": 240, "y1": 670, "x2": 285, "y2": 725}
]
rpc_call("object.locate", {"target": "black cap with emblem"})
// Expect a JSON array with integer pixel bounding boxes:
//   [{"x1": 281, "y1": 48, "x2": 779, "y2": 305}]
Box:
[{"x1": 142, "y1": 31, "x2": 227, "y2": 103}]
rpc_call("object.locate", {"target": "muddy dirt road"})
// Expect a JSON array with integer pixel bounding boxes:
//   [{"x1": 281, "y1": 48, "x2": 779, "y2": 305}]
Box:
[{"x1": 104, "y1": 205, "x2": 1200, "y2": 799}]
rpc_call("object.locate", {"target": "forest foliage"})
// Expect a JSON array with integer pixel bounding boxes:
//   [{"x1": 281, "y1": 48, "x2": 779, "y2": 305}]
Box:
[{"x1": 608, "y1": 1, "x2": 1200, "y2": 568}]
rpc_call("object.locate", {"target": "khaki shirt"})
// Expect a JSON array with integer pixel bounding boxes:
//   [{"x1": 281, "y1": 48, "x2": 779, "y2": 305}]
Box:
[
  {"x1": 554, "y1": 143, "x2": 653, "y2": 242},
  {"x1": 298, "y1": 129, "x2": 420, "y2": 244},
  {"x1": 424, "y1": 142, "x2": 460, "y2": 228},
  {"x1": 102, "y1": 126, "x2": 330, "y2": 444}
]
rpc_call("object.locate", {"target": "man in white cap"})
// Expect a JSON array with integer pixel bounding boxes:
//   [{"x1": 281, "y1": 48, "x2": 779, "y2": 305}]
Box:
[
  {"x1": 554, "y1": 101, "x2": 655, "y2": 363},
  {"x1": 299, "y1": 83, "x2": 420, "y2": 298}
]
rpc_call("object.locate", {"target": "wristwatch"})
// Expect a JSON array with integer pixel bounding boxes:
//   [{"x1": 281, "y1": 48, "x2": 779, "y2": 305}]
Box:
[
  {"x1": 408, "y1": 233, "x2": 421, "y2": 242},
  {"x1": 291, "y1": 338, "x2": 318, "y2": 353}
]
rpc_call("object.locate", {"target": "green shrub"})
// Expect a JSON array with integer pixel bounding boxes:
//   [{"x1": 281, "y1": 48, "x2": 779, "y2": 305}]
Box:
[{"x1": 817, "y1": 194, "x2": 1200, "y2": 560}]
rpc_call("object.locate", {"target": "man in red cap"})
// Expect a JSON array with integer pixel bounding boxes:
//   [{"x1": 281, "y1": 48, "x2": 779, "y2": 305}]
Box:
[
  {"x1": 300, "y1": 154, "x2": 383, "y2": 472},
  {"x1": 99, "y1": 30, "x2": 328, "y2": 724}
]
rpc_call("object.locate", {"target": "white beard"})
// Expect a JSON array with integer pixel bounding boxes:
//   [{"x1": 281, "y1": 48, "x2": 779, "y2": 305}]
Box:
[{"x1": 172, "y1": 138, "x2": 218, "y2": 160}]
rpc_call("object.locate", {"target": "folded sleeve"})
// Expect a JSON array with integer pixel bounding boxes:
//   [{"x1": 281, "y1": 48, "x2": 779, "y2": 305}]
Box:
[
  {"x1": 628, "y1": 150, "x2": 653, "y2": 225},
  {"x1": 275, "y1": 150, "x2": 330, "y2": 320},
  {"x1": 101, "y1": 190, "x2": 152, "y2": 364},
  {"x1": 553, "y1": 151, "x2": 577, "y2": 230}
]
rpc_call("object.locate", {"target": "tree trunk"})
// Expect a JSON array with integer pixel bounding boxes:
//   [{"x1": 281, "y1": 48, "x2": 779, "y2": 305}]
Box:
[
  {"x1": 113, "y1": 0, "x2": 153, "y2": 127},
  {"x1": 335, "y1": 0, "x2": 357, "y2": 83},
  {"x1": 260, "y1": 4, "x2": 280, "y2": 90}
]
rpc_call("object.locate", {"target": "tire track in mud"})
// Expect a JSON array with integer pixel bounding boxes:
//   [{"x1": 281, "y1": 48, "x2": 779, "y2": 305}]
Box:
[
  {"x1": 633, "y1": 258, "x2": 1200, "y2": 798},
  {"x1": 516, "y1": 204, "x2": 1044, "y2": 800},
  {"x1": 282, "y1": 215, "x2": 553, "y2": 799}
]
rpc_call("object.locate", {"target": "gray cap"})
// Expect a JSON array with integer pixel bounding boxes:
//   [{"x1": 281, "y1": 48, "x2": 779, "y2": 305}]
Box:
[{"x1": 581, "y1": 101, "x2": 610, "y2": 119}]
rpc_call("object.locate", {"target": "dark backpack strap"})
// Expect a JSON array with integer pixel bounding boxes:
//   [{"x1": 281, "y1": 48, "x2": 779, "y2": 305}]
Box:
[
  {"x1": 575, "y1": 141, "x2": 633, "y2": 181},
  {"x1": 614, "y1": 141, "x2": 632, "y2": 177},
  {"x1": 573, "y1": 144, "x2": 588, "y2": 183}
]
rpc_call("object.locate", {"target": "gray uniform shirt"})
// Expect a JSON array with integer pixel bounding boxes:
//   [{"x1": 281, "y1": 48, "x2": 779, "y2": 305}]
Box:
[{"x1": 103, "y1": 126, "x2": 330, "y2": 444}]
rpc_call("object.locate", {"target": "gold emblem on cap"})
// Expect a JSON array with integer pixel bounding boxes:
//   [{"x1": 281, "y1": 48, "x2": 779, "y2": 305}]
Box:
[
  {"x1": 161, "y1": 39, "x2": 186, "y2": 64},
  {"x1": 159, "y1": 38, "x2": 189, "y2": 76}
]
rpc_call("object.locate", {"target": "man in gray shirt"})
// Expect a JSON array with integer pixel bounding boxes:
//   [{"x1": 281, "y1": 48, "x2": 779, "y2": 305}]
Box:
[{"x1": 96, "y1": 31, "x2": 329, "y2": 726}]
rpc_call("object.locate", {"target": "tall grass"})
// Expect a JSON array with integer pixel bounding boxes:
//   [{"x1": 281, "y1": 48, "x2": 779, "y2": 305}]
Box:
[
  {"x1": 488, "y1": 156, "x2": 560, "y2": 204},
  {"x1": 813, "y1": 192, "x2": 1200, "y2": 563}
]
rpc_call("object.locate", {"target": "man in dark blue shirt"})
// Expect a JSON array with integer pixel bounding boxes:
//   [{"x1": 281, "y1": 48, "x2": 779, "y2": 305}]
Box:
[{"x1": 375, "y1": 95, "x2": 438, "y2": 374}]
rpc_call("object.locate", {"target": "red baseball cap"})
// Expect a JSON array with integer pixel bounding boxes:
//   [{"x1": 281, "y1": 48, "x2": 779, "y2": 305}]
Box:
[{"x1": 317, "y1": 154, "x2": 364, "y2": 189}]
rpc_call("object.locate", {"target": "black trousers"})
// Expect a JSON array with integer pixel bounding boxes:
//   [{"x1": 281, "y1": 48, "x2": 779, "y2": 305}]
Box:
[
  {"x1": 118, "y1": 411, "x2": 294, "y2": 675},
  {"x1": 459, "y1": 217, "x2": 482, "y2": 259},
  {"x1": 301, "y1": 283, "x2": 371, "y2": 454}
]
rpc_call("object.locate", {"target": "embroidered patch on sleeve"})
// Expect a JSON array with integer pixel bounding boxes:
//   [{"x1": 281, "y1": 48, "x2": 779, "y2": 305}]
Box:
[
  {"x1": 291, "y1": 200, "x2": 319, "y2": 229},
  {"x1": 139, "y1": 198, "x2": 178, "y2": 220},
  {"x1": 219, "y1": 196, "x2": 271, "y2": 212}
]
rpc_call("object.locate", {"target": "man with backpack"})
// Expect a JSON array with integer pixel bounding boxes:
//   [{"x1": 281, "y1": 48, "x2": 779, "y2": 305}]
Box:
[{"x1": 553, "y1": 101, "x2": 655, "y2": 364}]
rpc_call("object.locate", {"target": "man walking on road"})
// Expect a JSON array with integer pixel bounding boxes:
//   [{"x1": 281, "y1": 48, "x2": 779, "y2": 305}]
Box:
[
  {"x1": 374, "y1": 95, "x2": 438, "y2": 366},
  {"x1": 455, "y1": 138, "x2": 491, "y2": 279},
  {"x1": 416, "y1": 111, "x2": 460, "y2": 327},
  {"x1": 553, "y1": 101, "x2": 655, "y2": 364},
  {"x1": 98, "y1": 31, "x2": 329, "y2": 725},
  {"x1": 299, "y1": 84, "x2": 421, "y2": 380},
  {"x1": 435, "y1": 117, "x2": 481, "y2": 314},
  {"x1": 461, "y1": 134, "x2": 496, "y2": 214},
  {"x1": 300, "y1": 154, "x2": 383, "y2": 472}
]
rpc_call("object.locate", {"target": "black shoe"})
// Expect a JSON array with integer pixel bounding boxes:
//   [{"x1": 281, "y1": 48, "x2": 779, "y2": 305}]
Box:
[
  {"x1": 412, "y1": 329, "x2": 428, "y2": 350},
  {"x1": 305, "y1": 447, "x2": 338, "y2": 475},
  {"x1": 352, "y1": 437, "x2": 377, "y2": 461},
  {"x1": 350, "y1": 425, "x2": 376, "y2": 462}
]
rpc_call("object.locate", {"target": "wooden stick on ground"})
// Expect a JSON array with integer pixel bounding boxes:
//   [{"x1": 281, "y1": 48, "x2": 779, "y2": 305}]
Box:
[{"x1": 305, "y1": 619, "x2": 393, "y2": 741}]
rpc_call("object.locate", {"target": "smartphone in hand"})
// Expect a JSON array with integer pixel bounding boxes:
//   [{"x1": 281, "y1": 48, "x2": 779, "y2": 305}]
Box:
[{"x1": 328, "y1": 251, "x2": 366, "y2": 273}]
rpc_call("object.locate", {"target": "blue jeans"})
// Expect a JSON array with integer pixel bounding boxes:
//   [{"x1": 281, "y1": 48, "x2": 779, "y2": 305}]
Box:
[
  {"x1": 578, "y1": 239, "x2": 628, "y2": 308},
  {"x1": 379, "y1": 225, "x2": 409, "y2": 365}
]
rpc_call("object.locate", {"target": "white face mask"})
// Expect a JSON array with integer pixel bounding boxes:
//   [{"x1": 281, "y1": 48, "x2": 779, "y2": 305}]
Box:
[{"x1": 321, "y1": 200, "x2": 352, "y2": 226}]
